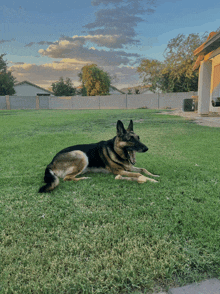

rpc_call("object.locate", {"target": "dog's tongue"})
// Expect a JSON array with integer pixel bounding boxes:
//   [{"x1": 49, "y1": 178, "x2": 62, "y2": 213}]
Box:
[{"x1": 128, "y1": 151, "x2": 136, "y2": 165}]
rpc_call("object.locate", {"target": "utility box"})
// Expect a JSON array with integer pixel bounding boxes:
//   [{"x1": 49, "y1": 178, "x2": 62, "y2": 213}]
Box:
[{"x1": 183, "y1": 99, "x2": 194, "y2": 111}]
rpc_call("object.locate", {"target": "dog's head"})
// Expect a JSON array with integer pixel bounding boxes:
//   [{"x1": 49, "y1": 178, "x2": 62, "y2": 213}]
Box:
[{"x1": 116, "y1": 120, "x2": 148, "y2": 165}]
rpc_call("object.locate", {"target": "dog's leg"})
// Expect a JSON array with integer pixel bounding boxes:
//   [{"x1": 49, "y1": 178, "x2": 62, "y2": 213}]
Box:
[
  {"x1": 64, "y1": 175, "x2": 90, "y2": 181},
  {"x1": 63, "y1": 166, "x2": 91, "y2": 182},
  {"x1": 57, "y1": 150, "x2": 90, "y2": 182},
  {"x1": 115, "y1": 171, "x2": 158, "y2": 183},
  {"x1": 129, "y1": 166, "x2": 159, "y2": 177}
]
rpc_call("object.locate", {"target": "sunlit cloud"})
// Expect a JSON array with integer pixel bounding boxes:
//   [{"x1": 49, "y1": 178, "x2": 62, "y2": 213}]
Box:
[
  {"x1": 9, "y1": 60, "x2": 141, "y2": 89},
  {"x1": 38, "y1": 38, "x2": 140, "y2": 66}
]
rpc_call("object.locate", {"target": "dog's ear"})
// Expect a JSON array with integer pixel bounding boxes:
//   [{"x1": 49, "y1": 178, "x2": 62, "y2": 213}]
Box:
[
  {"x1": 116, "y1": 120, "x2": 126, "y2": 136},
  {"x1": 127, "y1": 120, "x2": 133, "y2": 132}
]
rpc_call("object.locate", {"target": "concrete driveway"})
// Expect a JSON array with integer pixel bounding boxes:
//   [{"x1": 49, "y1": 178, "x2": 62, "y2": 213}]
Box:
[{"x1": 160, "y1": 110, "x2": 220, "y2": 127}]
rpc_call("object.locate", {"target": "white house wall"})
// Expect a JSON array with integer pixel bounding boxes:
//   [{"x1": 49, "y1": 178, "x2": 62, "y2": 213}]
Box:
[
  {"x1": 14, "y1": 83, "x2": 50, "y2": 96},
  {"x1": 210, "y1": 54, "x2": 220, "y2": 113},
  {"x1": 109, "y1": 90, "x2": 122, "y2": 95}
]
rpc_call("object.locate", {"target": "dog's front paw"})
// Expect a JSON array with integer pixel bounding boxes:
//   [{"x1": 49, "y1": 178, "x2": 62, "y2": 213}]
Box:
[
  {"x1": 138, "y1": 175, "x2": 158, "y2": 183},
  {"x1": 115, "y1": 175, "x2": 122, "y2": 180},
  {"x1": 137, "y1": 175, "x2": 147, "y2": 183},
  {"x1": 151, "y1": 178, "x2": 159, "y2": 183}
]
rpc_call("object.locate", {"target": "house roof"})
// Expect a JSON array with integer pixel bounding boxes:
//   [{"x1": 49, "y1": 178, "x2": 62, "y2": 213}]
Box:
[
  {"x1": 140, "y1": 86, "x2": 154, "y2": 94},
  {"x1": 110, "y1": 85, "x2": 125, "y2": 94},
  {"x1": 120, "y1": 85, "x2": 151, "y2": 94},
  {"x1": 75, "y1": 85, "x2": 125, "y2": 95},
  {"x1": 15, "y1": 80, "x2": 54, "y2": 94},
  {"x1": 194, "y1": 31, "x2": 220, "y2": 56},
  {"x1": 193, "y1": 31, "x2": 220, "y2": 71}
]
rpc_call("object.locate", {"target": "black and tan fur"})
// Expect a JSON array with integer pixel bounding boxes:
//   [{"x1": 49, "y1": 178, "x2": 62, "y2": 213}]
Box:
[{"x1": 38, "y1": 120, "x2": 159, "y2": 193}]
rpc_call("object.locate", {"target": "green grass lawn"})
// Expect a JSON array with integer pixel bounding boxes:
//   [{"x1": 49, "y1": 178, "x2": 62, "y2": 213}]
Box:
[{"x1": 0, "y1": 109, "x2": 219, "y2": 294}]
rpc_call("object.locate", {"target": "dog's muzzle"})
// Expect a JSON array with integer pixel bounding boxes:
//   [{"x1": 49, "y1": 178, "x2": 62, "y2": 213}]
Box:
[{"x1": 142, "y1": 146, "x2": 148, "y2": 152}]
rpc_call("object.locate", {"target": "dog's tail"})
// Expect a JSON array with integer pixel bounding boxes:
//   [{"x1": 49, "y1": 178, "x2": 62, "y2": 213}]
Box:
[{"x1": 38, "y1": 166, "x2": 59, "y2": 193}]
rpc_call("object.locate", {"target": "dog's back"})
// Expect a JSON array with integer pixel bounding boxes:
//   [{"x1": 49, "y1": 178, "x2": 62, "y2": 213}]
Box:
[{"x1": 53, "y1": 141, "x2": 107, "y2": 168}]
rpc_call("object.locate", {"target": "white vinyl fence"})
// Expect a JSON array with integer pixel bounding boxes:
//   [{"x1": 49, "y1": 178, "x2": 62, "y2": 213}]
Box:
[{"x1": 0, "y1": 92, "x2": 197, "y2": 110}]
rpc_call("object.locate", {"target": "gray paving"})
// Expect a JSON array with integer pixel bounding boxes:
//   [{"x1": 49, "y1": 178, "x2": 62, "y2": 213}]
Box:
[
  {"x1": 160, "y1": 110, "x2": 220, "y2": 128},
  {"x1": 195, "y1": 116, "x2": 220, "y2": 127},
  {"x1": 168, "y1": 278, "x2": 220, "y2": 294}
]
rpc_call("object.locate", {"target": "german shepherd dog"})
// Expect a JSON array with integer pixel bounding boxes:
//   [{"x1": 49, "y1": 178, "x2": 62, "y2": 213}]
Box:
[{"x1": 39, "y1": 120, "x2": 159, "y2": 193}]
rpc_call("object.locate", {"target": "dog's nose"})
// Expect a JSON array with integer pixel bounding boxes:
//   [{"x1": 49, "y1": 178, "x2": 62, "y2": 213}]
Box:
[{"x1": 143, "y1": 146, "x2": 148, "y2": 152}]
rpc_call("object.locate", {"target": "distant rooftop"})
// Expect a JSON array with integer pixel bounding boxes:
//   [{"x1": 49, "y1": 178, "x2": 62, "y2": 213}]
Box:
[{"x1": 15, "y1": 80, "x2": 54, "y2": 95}]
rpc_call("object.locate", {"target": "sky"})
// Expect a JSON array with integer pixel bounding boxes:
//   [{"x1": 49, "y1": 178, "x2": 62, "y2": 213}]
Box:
[{"x1": 1, "y1": 0, "x2": 220, "y2": 90}]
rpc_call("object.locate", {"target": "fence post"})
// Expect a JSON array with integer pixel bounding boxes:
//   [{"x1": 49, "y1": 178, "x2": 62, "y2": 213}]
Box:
[
  {"x1": 157, "y1": 93, "x2": 160, "y2": 109},
  {"x1": 99, "y1": 96, "x2": 100, "y2": 109},
  {"x1": 6, "y1": 95, "x2": 10, "y2": 110},
  {"x1": 36, "y1": 95, "x2": 39, "y2": 110},
  {"x1": 126, "y1": 94, "x2": 128, "y2": 109}
]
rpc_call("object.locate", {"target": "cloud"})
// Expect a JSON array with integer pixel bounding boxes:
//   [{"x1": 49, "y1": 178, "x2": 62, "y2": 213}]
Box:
[
  {"x1": 0, "y1": 38, "x2": 15, "y2": 44},
  {"x1": 6, "y1": 0, "x2": 157, "y2": 89},
  {"x1": 33, "y1": 34, "x2": 135, "y2": 50},
  {"x1": 91, "y1": 0, "x2": 156, "y2": 8},
  {"x1": 84, "y1": 8, "x2": 141, "y2": 46},
  {"x1": 42, "y1": 59, "x2": 89, "y2": 70},
  {"x1": 9, "y1": 60, "x2": 83, "y2": 88},
  {"x1": 83, "y1": 0, "x2": 157, "y2": 47},
  {"x1": 102, "y1": 65, "x2": 142, "y2": 88},
  {"x1": 38, "y1": 38, "x2": 140, "y2": 66},
  {"x1": 11, "y1": 63, "x2": 34, "y2": 70},
  {"x1": 25, "y1": 42, "x2": 35, "y2": 47},
  {"x1": 10, "y1": 58, "x2": 88, "y2": 72},
  {"x1": 9, "y1": 60, "x2": 141, "y2": 89},
  {"x1": 10, "y1": 62, "x2": 25, "y2": 65},
  {"x1": 22, "y1": 0, "x2": 157, "y2": 69},
  {"x1": 25, "y1": 41, "x2": 55, "y2": 47},
  {"x1": 59, "y1": 34, "x2": 130, "y2": 49}
]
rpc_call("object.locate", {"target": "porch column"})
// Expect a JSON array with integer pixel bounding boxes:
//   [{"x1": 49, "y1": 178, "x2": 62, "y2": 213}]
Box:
[{"x1": 198, "y1": 60, "x2": 212, "y2": 115}]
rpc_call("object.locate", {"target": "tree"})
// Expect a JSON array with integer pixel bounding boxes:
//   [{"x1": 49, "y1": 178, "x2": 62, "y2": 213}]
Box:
[
  {"x1": 137, "y1": 33, "x2": 208, "y2": 92},
  {"x1": 51, "y1": 77, "x2": 76, "y2": 96},
  {"x1": 137, "y1": 59, "x2": 164, "y2": 93},
  {"x1": 78, "y1": 64, "x2": 111, "y2": 96},
  {"x1": 162, "y1": 33, "x2": 207, "y2": 92},
  {"x1": 0, "y1": 54, "x2": 16, "y2": 95},
  {"x1": 77, "y1": 73, "x2": 87, "y2": 96},
  {"x1": 80, "y1": 85, "x2": 87, "y2": 96}
]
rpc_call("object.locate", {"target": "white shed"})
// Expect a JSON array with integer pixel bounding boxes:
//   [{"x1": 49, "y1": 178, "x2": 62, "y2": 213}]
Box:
[{"x1": 14, "y1": 81, "x2": 54, "y2": 96}]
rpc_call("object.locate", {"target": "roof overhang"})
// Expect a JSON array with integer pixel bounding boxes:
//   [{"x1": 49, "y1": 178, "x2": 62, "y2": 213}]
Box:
[{"x1": 194, "y1": 31, "x2": 220, "y2": 56}]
